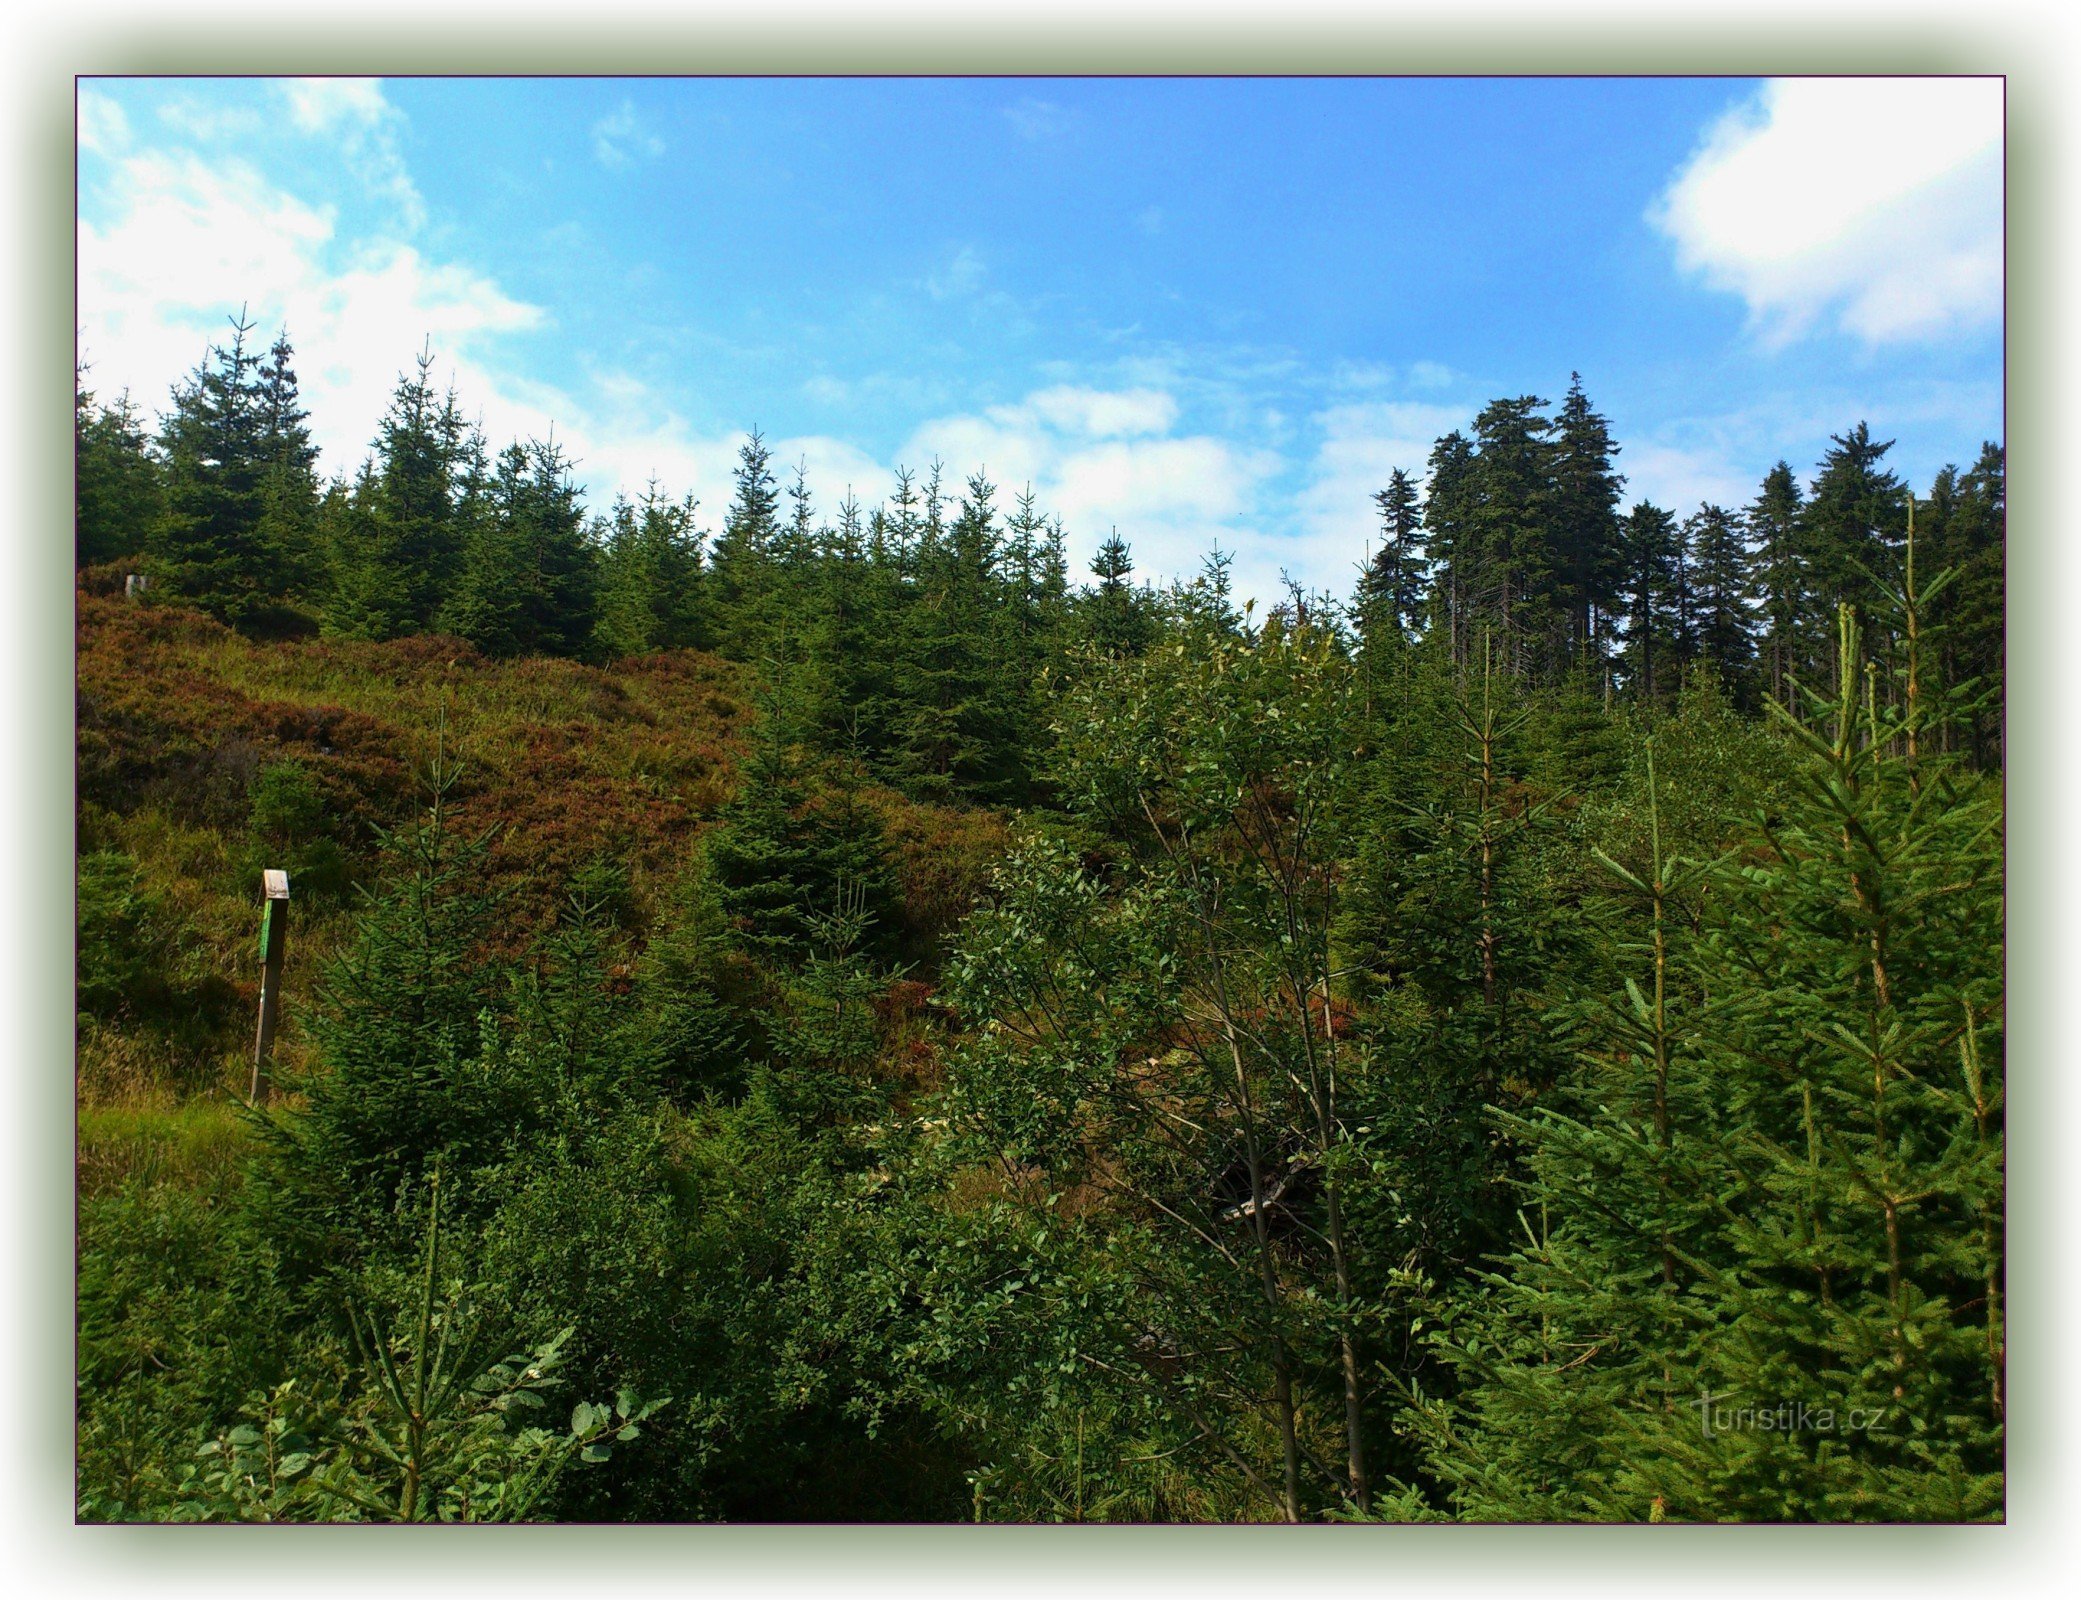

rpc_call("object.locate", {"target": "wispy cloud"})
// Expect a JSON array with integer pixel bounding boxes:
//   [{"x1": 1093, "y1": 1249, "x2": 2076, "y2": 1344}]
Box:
[
  {"x1": 274, "y1": 77, "x2": 424, "y2": 232},
  {"x1": 78, "y1": 136, "x2": 537, "y2": 473},
  {"x1": 280, "y1": 78, "x2": 391, "y2": 134},
  {"x1": 1290, "y1": 399, "x2": 1467, "y2": 592},
  {"x1": 924, "y1": 244, "x2": 987, "y2": 301},
  {"x1": 1620, "y1": 441, "x2": 1762, "y2": 518},
  {"x1": 155, "y1": 97, "x2": 264, "y2": 142},
  {"x1": 79, "y1": 90, "x2": 922, "y2": 540},
  {"x1": 1652, "y1": 77, "x2": 2002, "y2": 346},
  {"x1": 1003, "y1": 98, "x2": 1074, "y2": 141},
  {"x1": 1018, "y1": 385, "x2": 1178, "y2": 438},
  {"x1": 901, "y1": 381, "x2": 1281, "y2": 593},
  {"x1": 77, "y1": 88, "x2": 131, "y2": 156},
  {"x1": 592, "y1": 99, "x2": 666, "y2": 170},
  {"x1": 1615, "y1": 379, "x2": 2004, "y2": 518}
]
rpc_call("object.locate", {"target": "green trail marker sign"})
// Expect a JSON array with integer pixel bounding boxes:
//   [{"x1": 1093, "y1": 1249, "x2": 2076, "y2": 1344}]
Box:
[{"x1": 250, "y1": 869, "x2": 291, "y2": 1104}]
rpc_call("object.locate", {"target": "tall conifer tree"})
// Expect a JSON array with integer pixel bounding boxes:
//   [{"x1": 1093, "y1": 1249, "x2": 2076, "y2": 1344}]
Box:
[
  {"x1": 253, "y1": 329, "x2": 325, "y2": 603},
  {"x1": 328, "y1": 349, "x2": 465, "y2": 639},
  {"x1": 1619, "y1": 501, "x2": 1681, "y2": 705},
  {"x1": 1466, "y1": 396, "x2": 1555, "y2": 677},
  {"x1": 1683, "y1": 503, "x2": 1756, "y2": 705},
  {"x1": 1748, "y1": 462, "x2": 1808, "y2": 708},
  {"x1": 1360, "y1": 468, "x2": 1426, "y2": 646},
  {"x1": 1803, "y1": 423, "x2": 1908, "y2": 644},
  {"x1": 1423, "y1": 431, "x2": 1478, "y2": 669},
  {"x1": 151, "y1": 311, "x2": 274, "y2": 623},
  {"x1": 75, "y1": 379, "x2": 164, "y2": 569},
  {"x1": 709, "y1": 430, "x2": 781, "y2": 655},
  {"x1": 1548, "y1": 374, "x2": 1627, "y2": 675}
]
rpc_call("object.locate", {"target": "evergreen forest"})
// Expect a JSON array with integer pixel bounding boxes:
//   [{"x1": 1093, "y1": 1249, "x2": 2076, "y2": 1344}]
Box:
[{"x1": 75, "y1": 319, "x2": 2006, "y2": 1523}]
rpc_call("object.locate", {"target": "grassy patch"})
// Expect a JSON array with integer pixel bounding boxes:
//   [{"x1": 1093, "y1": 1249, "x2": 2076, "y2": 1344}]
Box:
[{"x1": 76, "y1": 1097, "x2": 252, "y2": 1200}]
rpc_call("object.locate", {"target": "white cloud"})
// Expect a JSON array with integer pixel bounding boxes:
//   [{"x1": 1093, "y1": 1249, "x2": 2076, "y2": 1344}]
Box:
[
  {"x1": 564, "y1": 418, "x2": 740, "y2": 522},
  {"x1": 592, "y1": 99, "x2": 665, "y2": 170},
  {"x1": 768, "y1": 436, "x2": 900, "y2": 516},
  {"x1": 281, "y1": 78, "x2": 391, "y2": 134},
  {"x1": 1003, "y1": 99, "x2": 1073, "y2": 141},
  {"x1": 75, "y1": 97, "x2": 911, "y2": 547},
  {"x1": 72, "y1": 88, "x2": 1472, "y2": 608},
  {"x1": 902, "y1": 411, "x2": 1054, "y2": 494},
  {"x1": 156, "y1": 98, "x2": 265, "y2": 142},
  {"x1": 1290, "y1": 401, "x2": 1467, "y2": 594},
  {"x1": 924, "y1": 244, "x2": 986, "y2": 301},
  {"x1": 77, "y1": 89, "x2": 130, "y2": 156},
  {"x1": 1017, "y1": 385, "x2": 1178, "y2": 438},
  {"x1": 1052, "y1": 438, "x2": 1259, "y2": 526},
  {"x1": 1653, "y1": 77, "x2": 2002, "y2": 345},
  {"x1": 78, "y1": 141, "x2": 539, "y2": 473},
  {"x1": 273, "y1": 78, "x2": 423, "y2": 231},
  {"x1": 899, "y1": 383, "x2": 1280, "y2": 593},
  {"x1": 78, "y1": 148, "x2": 337, "y2": 390},
  {"x1": 1620, "y1": 442, "x2": 1760, "y2": 519}
]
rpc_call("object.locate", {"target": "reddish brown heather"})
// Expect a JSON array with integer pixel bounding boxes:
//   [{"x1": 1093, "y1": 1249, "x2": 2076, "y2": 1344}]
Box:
[{"x1": 76, "y1": 585, "x2": 1014, "y2": 981}]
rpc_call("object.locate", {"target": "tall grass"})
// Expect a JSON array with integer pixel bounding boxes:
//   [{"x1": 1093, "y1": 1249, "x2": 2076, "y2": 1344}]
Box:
[{"x1": 76, "y1": 1098, "x2": 251, "y2": 1200}]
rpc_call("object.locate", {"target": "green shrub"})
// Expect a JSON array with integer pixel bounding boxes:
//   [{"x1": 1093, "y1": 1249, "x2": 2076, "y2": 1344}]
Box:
[{"x1": 76, "y1": 851, "x2": 170, "y2": 1022}]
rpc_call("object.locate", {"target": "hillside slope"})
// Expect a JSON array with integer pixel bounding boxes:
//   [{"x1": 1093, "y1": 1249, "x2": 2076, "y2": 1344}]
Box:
[{"x1": 75, "y1": 588, "x2": 1007, "y2": 1145}]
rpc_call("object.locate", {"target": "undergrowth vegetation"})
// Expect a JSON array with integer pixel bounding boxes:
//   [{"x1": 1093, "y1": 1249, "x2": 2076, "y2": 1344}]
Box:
[{"x1": 75, "y1": 348, "x2": 2003, "y2": 1521}]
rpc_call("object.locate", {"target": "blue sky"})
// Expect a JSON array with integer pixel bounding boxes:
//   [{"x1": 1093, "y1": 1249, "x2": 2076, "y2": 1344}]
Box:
[{"x1": 76, "y1": 75, "x2": 2003, "y2": 602}]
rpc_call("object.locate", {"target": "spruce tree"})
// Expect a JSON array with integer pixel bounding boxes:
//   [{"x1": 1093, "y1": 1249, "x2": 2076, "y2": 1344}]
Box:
[
  {"x1": 708, "y1": 690, "x2": 898, "y2": 964},
  {"x1": 1465, "y1": 396, "x2": 1556, "y2": 678},
  {"x1": 627, "y1": 844, "x2": 760, "y2": 1101},
  {"x1": 441, "y1": 441, "x2": 530, "y2": 657},
  {"x1": 1619, "y1": 501, "x2": 1681, "y2": 705},
  {"x1": 252, "y1": 747, "x2": 509, "y2": 1270},
  {"x1": 76, "y1": 379, "x2": 164, "y2": 569},
  {"x1": 1422, "y1": 431, "x2": 1478, "y2": 668},
  {"x1": 1548, "y1": 374, "x2": 1627, "y2": 676},
  {"x1": 375, "y1": 349, "x2": 466, "y2": 631},
  {"x1": 1359, "y1": 468, "x2": 1425, "y2": 650},
  {"x1": 708, "y1": 430, "x2": 781, "y2": 656},
  {"x1": 324, "y1": 461, "x2": 410, "y2": 641},
  {"x1": 1381, "y1": 734, "x2": 1730, "y2": 1523},
  {"x1": 253, "y1": 330, "x2": 325, "y2": 604},
  {"x1": 444, "y1": 439, "x2": 598, "y2": 658},
  {"x1": 894, "y1": 471, "x2": 1027, "y2": 801},
  {"x1": 1084, "y1": 531, "x2": 1151, "y2": 659},
  {"x1": 328, "y1": 350, "x2": 465, "y2": 640},
  {"x1": 812, "y1": 487, "x2": 896, "y2": 759},
  {"x1": 593, "y1": 482, "x2": 706, "y2": 659},
  {"x1": 150, "y1": 311, "x2": 275, "y2": 624},
  {"x1": 1803, "y1": 423, "x2": 1908, "y2": 639},
  {"x1": 1341, "y1": 635, "x2": 1575, "y2": 1104},
  {"x1": 1919, "y1": 444, "x2": 2004, "y2": 766},
  {"x1": 1683, "y1": 503, "x2": 1756, "y2": 706},
  {"x1": 591, "y1": 493, "x2": 649, "y2": 658},
  {"x1": 1747, "y1": 462, "x2": 1808, "y2": 708},
  {"x1": 511, "y1": 437, "x2": 599, "y2": 658},
  {"x1": 1679, "y1": 605, "x2": 2003, "y2": 1519},
  {"x1": 1387, "y1": 605, "x2": 2003, "y2": 1523}
]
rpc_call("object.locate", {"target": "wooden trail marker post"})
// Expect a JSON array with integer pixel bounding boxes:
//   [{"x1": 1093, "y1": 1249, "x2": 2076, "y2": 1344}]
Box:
[{"x1": 250, "y1": 869, "x2": 291, "y2": 1103}]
